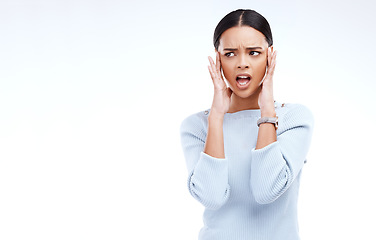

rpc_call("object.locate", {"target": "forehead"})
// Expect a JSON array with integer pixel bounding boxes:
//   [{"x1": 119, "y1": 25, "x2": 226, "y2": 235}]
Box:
[{"x1": 219, "y1": 26, "x2": 268, "y2": 48}]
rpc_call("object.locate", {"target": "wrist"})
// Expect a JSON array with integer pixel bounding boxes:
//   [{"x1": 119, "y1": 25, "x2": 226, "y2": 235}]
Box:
[
  {"x1": 261, "y1": 108, "x2": 276, "y2": 118},
  {"x1": 259, "y1": 98, "x2": 275, "y2": 115},
  {"x1": 208, "y1": 110, "x2": 224, "y2": 121}
]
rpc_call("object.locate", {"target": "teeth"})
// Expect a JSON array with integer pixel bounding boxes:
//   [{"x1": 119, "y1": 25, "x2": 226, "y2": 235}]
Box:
[
  {"x1": 239, "y1": 81, "x2": 248, "y2": 85},
  {"x1": 238, "y1": 76, "x2": 248, "y2": 78}
]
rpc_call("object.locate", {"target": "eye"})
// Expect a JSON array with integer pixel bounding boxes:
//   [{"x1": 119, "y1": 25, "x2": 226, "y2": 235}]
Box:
[
  {"x1": 250, "y1": 51, "x2": 260, "y2": 56},
  {"x1": 224, "y1": 52, "x2": 235, "y2": 57}
]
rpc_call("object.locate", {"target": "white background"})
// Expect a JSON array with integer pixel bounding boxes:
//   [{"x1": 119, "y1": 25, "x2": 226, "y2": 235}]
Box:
[{"x1": 1, "y1": 0, "x2": 375, "y2": 239}]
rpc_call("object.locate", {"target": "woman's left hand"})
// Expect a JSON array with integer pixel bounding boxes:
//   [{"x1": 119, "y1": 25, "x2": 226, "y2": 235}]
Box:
[{"x1": 258, "y1": 47, "x2": 277, "y2": 117}]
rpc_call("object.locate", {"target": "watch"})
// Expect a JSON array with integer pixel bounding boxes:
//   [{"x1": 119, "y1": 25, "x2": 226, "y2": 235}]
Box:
[{"x1": 257, "y1": 116, "x2": 278, "y2": 129}]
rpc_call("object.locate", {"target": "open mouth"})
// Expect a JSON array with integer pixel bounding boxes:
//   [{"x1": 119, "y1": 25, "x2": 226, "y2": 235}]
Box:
[{"x1": 236, "y1": 75, "x2": 251, "y2": 86}]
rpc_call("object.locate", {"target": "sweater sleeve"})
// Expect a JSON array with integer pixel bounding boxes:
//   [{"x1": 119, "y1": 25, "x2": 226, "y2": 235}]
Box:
[
  {"x1": 179, "y1": 113, "x2": 230, "y2": 210},
  {"x1": 250, "y1": 104, "x2": 314, "y2": 204}
]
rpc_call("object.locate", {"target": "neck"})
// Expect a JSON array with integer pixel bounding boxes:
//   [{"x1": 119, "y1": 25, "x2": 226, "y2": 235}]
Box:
[{"x1": 227, "y1": 87, "x2": 261, "y2": 113}]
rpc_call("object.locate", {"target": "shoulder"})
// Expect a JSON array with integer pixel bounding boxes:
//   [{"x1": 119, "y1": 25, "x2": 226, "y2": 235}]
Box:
[
  {"x1": 281, "y1": 102, "x2": 313, "y2": 118},
  {"x1": 179, "y1": 108, "x2": 210, "y2": 134},
  {"x1": 277, "y1": 102, "x2": 314, "y2": 129}
]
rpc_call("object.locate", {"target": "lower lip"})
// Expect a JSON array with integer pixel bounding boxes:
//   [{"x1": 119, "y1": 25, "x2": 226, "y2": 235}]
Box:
[{"x1": 236, "y1": 79, "x2": 251, "y2": 89}]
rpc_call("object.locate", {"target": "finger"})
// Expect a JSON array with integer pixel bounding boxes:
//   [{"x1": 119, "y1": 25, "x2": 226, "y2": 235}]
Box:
[
  {"x1": 216, "y1": 52, "x2": 221, "y2": 74},
  {"x1": 268, "y1": 51, "x2": 277, "y2": 76},
  {"x1": 271, "y1": 50, "x2": 277, "y2": 68},
  {"x1": 214, "y1": 53, "x2": 223, "y2": 80},
  {"x1": 264, "y1": 50, "x2": 276, "y2": 80},
  {"x1": 208, "y1": 56, "x2": 215, "y2": 66},
  {"x1": 208, "y1": 57, "x2": 220, "y2": 85},
  {"x1": 208, "y1": 65, "x2": 215, "y2": 84},
  {"x1": 264, "y1": 48, "x2": 270, "y2": 78},
  {"x1": 208, "y1": 64, "x2": 219, "y2": 85},
  {"x1": 208, "y1": 56, "x2": 217, "y2": 76}
]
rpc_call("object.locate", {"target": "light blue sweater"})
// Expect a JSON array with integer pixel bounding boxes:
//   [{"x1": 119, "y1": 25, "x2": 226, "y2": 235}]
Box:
[{"x1": 179, "y1": 102, "x2": 314, "y2": 240}]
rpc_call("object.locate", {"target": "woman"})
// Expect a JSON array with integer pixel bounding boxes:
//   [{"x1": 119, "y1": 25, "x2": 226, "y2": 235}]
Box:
[{"x1": 180, "y1": 9, "x2": 314, "y2": 240}]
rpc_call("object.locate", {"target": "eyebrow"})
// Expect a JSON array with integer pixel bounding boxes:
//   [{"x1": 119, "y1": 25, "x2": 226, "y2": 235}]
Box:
[{"x1": 223, "y1": 47, "x2": 263, "y2": 51}]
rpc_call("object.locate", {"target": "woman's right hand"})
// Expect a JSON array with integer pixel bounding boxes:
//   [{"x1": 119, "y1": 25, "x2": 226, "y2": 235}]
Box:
[{"x1": 208, "y1": 51, "x2": 233, "y2": 116}]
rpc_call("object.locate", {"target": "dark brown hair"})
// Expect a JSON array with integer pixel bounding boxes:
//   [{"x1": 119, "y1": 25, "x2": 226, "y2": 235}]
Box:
[{"x1": 213, "y1": 9, "x2": 273, "y2": 50}]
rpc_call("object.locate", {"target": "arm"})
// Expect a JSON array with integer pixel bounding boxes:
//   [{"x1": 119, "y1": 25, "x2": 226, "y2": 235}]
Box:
[
  {"x1": 180, "y1": 113, "x2": 230, "y2": 210},
  {"x1": 250, "y1": 104, "x2": 314, "y2": 204},
  {"x1": 256, "y1": 46, "x2": 278, "y2": 150},
  {"x1": 204, "y1": 110, "x2": 225, "y2": 158},
  {"x1": 255, "y1": 108, "x2": 277, "y2": 150},
  {"x1": 179, "y1": 51, "x2": 233, "y2": 210}
]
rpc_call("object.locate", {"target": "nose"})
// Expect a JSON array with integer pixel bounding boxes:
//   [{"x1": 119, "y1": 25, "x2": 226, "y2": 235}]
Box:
[{"x1": 237, "y1": 54, "x2": 249, "y2": 69}]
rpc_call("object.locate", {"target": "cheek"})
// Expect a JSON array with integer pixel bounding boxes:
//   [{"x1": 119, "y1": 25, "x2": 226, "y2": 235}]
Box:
[
  {"x1": 220, "y1": 61, "x2": 233, "y2": 80},
  {"x1": 254, "y1": 59, "x2": 267, "y2": 77}
]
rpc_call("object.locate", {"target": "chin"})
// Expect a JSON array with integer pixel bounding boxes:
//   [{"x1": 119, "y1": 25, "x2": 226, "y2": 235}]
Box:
[
  {"x1": 235, "y1": 91, "x2": 257, "y2": 99},
  {"x1": 230, "y1": 83, "x2": 261, "y2": 99}
]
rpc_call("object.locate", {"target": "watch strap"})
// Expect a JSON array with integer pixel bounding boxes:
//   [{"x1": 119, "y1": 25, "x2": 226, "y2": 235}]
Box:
[{"x1": 257, "y1": 116, "x2": 278, "y2": 129}]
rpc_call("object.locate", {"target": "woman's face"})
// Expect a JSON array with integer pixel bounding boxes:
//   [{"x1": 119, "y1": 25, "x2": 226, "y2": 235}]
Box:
[{"x1": 217, "y1": 26, "x2": 272, "y2": 98}]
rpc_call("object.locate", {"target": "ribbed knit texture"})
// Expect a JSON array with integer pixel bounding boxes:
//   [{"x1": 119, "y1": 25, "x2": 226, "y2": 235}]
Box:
[{"x1": 179, "y1": 102, "x2": 314, "y2": 240}]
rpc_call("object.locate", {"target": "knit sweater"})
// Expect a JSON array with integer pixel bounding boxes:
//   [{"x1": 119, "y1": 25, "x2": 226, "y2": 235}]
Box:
[{"x1": 179, "y1": 102, "x2": 314, "y2": 240}]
